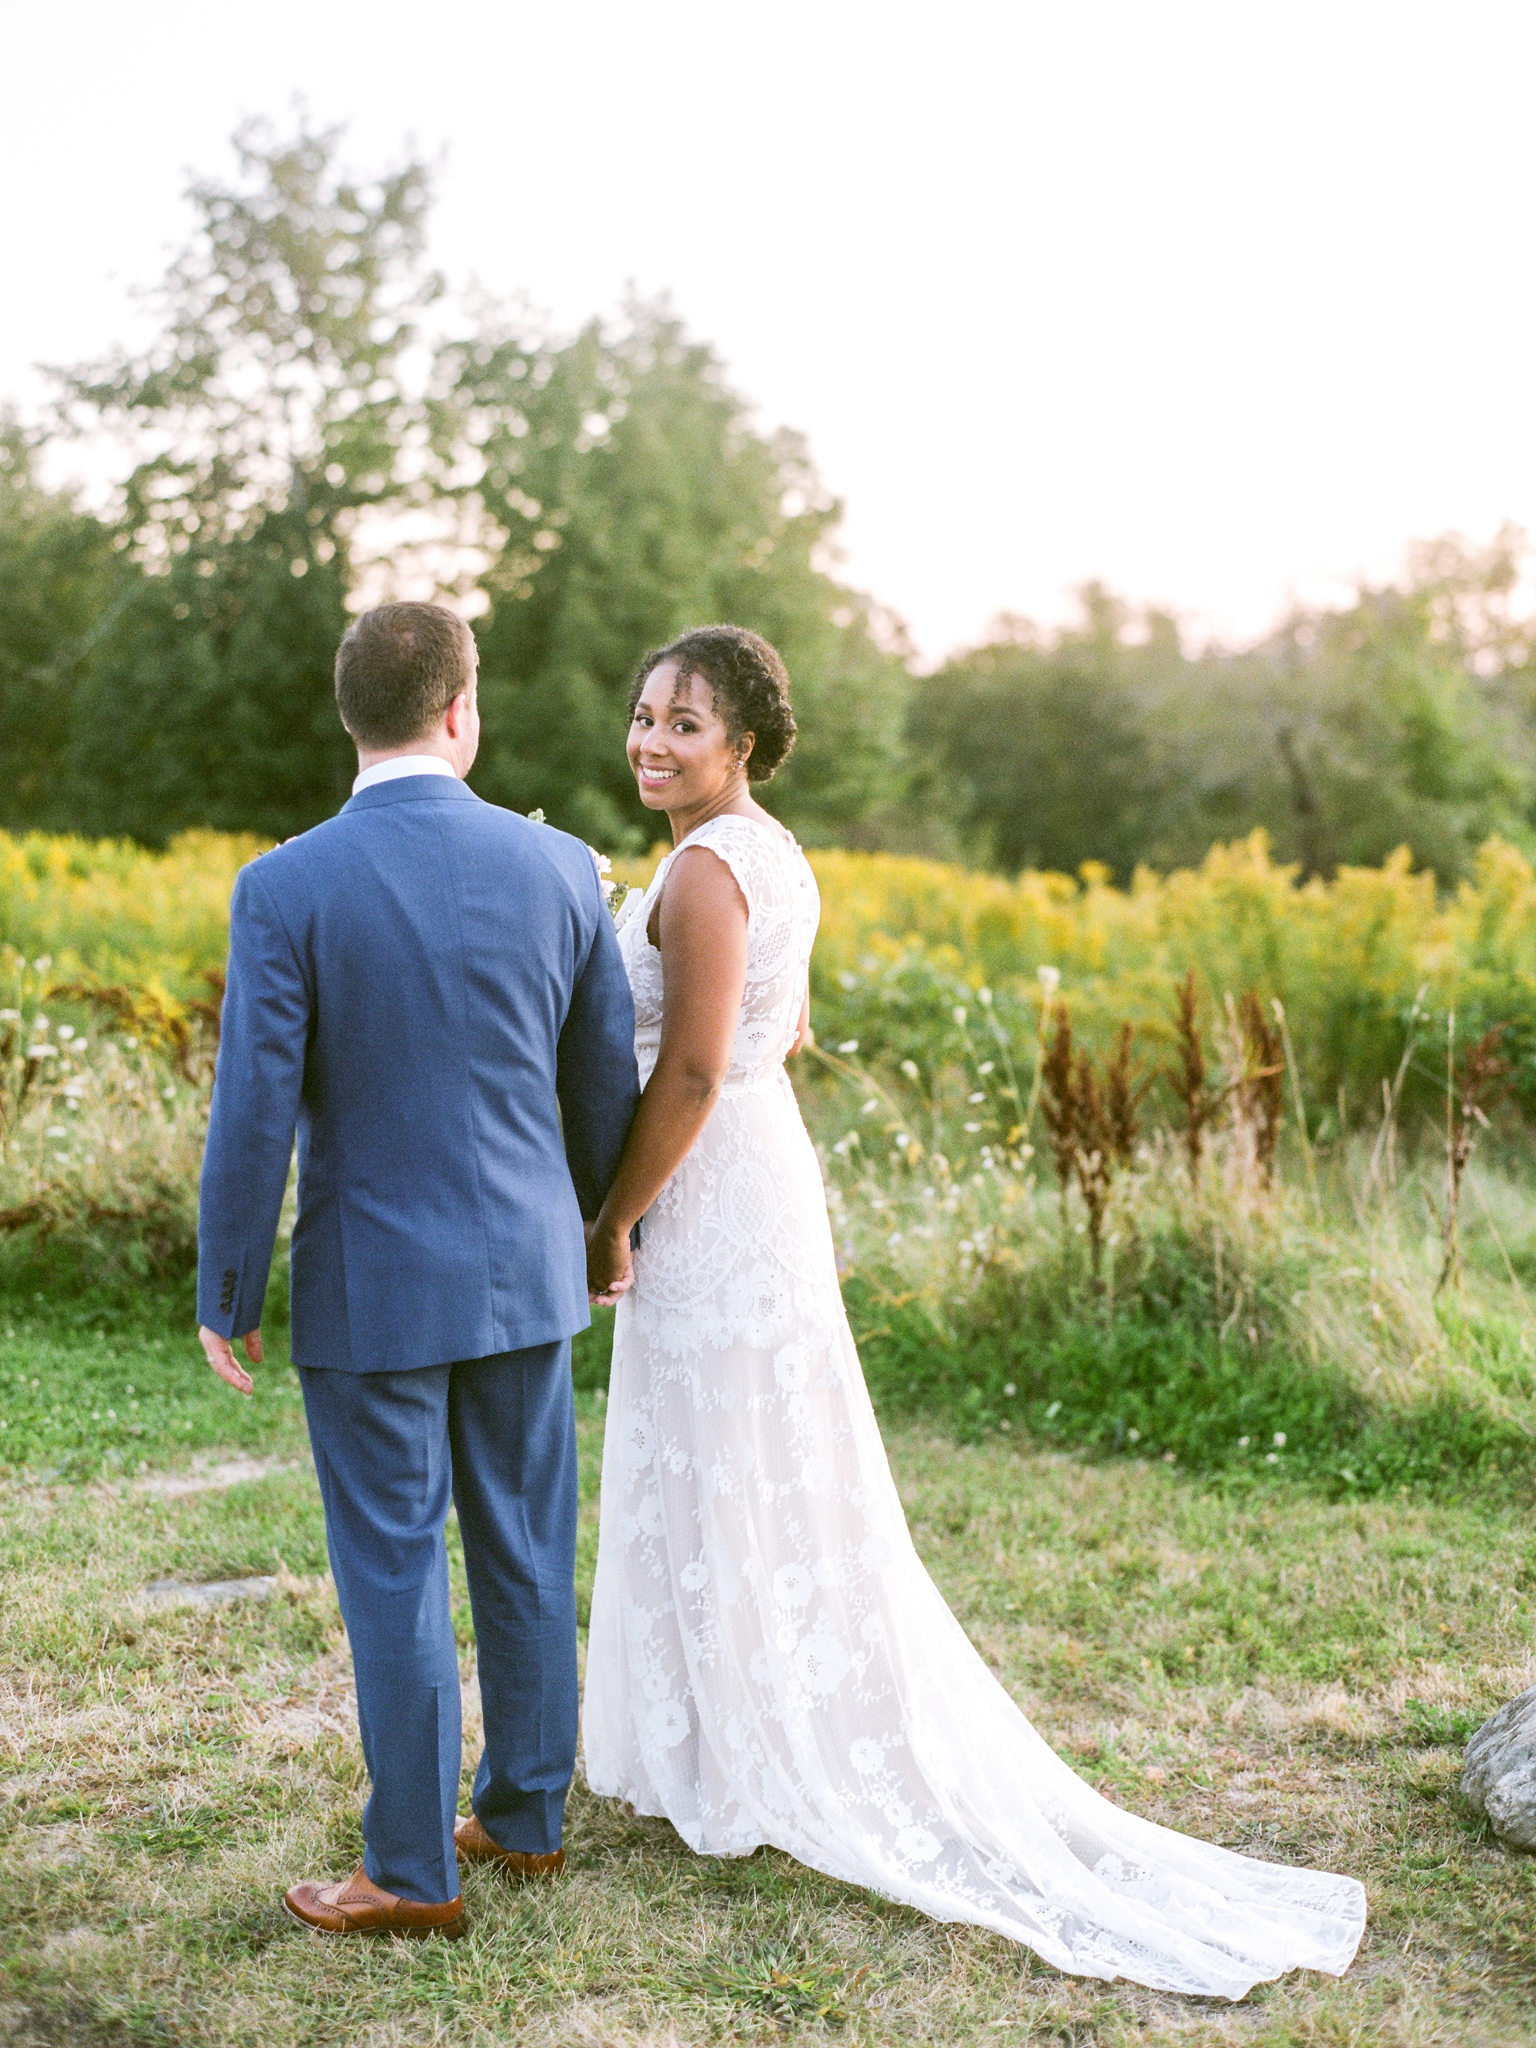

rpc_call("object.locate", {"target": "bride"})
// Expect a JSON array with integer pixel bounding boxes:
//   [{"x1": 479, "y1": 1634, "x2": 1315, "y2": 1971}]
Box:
[{"x1": 579, "y1": 625, "x2": 1366, "y2": 1999}]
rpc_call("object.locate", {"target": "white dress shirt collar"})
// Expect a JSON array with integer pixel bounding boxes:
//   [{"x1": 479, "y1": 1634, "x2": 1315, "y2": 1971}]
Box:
[{"x1": 352, "y1": 755, "x2": 458, "y2": 795}]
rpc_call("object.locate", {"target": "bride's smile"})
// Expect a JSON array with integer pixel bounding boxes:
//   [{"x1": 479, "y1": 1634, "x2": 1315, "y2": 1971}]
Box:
[{"x1": 626, "y1": 657, "x2": 756, "y2": 842}]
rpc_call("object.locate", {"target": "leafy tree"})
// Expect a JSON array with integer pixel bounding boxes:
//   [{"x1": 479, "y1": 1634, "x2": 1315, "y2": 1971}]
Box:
[
  {"x1": 436, "y1": 302, "x2": 911, "y2": 848},
  {"x1": 0, "y1": 422, "x2": 129, "y2": 832},
  {"x1": 914, "y1": 560, "x2": 1536, "y2": 886},
  {"x1": 909, "y1": 587, "x2": 1183, "y2": 878},
  {"x1": 51, "y1": 116, "x2": 437, "y2": 841}
]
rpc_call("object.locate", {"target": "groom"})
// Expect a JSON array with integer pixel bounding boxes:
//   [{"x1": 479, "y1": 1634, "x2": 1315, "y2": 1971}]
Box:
[{"x1": 196, "y1": 601, "x2": 639, "y2": 1938}]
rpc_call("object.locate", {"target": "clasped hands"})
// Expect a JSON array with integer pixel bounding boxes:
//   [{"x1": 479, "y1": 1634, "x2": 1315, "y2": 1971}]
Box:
[{"x1": 585, "y1": 1218, "x2": 634, "y2": 1307}]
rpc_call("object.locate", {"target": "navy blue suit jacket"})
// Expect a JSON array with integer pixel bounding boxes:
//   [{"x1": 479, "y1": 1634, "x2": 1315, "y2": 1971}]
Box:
[{"x1": 196, "y1": 776, "x2": 640, "y2": 1373}]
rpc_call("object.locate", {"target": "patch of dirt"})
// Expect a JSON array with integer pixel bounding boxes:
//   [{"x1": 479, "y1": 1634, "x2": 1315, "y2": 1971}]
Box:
[{"x1": 133, "y1": 1456, "x2": 300, "y2": 1498}]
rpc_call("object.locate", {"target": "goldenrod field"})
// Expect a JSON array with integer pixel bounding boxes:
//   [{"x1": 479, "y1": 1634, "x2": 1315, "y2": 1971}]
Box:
[{"x1": 7, "y1": 826, "x2": 1536, "y2": 1105}]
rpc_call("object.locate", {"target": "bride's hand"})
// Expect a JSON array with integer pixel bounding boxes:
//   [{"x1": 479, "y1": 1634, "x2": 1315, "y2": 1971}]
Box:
[{"x1": 585, "y1": 1218, "x2": 634, "y2": 1304}]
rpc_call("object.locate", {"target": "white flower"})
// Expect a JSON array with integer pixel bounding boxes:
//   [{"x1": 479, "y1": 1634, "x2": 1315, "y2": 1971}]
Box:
[
  {"x1": 895, "y1": 1824, "x2": 941, "y2": 1863},
  {"x1": 800, "y1": 1455, "x2": 832, "y2": 1496},
  {"x1": 794, "y1": 1631, "x2": 850, "y2": 1697},
  {"x1": 1037, "y1": 964, "x2": 1061, "y2": 992},
  {"x1": 644, "y1": 1698, "x2": 690, "y2": 1750},
  {"x1": 774, "y1": 1344, "x2": 809, "y2": 1393},
  {"x1": 773, "y1": 1563, "x2": 813, "y2": 1609},
  {"x1": 1273, "y1": 1431, "x2": 1287, "y2": 1448},
  {"x1": 837, "y1": 1039, "x2": 859, "y2": 1054}
]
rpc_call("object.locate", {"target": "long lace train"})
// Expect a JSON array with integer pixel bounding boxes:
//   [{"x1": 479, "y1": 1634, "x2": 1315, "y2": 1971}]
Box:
[{"x1": 582, "y1": 814, "x2": 1366, "y2": 1998}]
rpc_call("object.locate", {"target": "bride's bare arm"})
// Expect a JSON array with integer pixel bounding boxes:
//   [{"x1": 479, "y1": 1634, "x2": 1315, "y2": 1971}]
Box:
[{"x1": 586, "y1": 847, "x2": 748, "y2": 1298}]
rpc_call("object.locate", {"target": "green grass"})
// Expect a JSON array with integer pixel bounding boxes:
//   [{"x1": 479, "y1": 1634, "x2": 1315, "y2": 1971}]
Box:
[
  {"x1": 5, "y1": 1309, "x2": 1536, "y2": 2044},
  {"x1": 0, "y1": 1305, "x2": 303, "y2": 1484}
]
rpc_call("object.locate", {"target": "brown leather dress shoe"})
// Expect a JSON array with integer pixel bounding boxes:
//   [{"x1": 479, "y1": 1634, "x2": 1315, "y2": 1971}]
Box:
[
  {"x1": 283, "y1": 1865, "x2": 466, "y2": 1939},
  {"x1": 454, "y1": 1812, "x2": 565, "y2": 1881}
]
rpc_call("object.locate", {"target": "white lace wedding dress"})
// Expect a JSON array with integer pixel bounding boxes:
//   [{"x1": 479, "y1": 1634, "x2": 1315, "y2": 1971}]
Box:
[{"x1": 582, "y1": 813, "x2": 1366, "y2": 1999}]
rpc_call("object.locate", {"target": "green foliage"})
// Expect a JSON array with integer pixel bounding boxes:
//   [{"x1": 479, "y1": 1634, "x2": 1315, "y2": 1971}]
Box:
[
  {"x1": 0, "y1": 1313, "x2": 303, "y2": 1481},
  {"x1": 6, "y1": 117, "x2": 1536, "y2": 878},
  {"x1": 802, "y1": 833, "x2": 1536, "y2": 1121},
  {"x1": 62, "y1": 512, "x2": 355, "y2": 843},
  {"x1": 42, "y1": 116, "x2": 436, "y2": 843},
  {"x1": 0, "y1": 421, "x2": 131, "y2": 833},
  {"x1": 442, "y1": 301, "x2": 911, "y2": 849},
  {"x1": 916, "y1": 538, "x2": 1536, "y2": 885}
]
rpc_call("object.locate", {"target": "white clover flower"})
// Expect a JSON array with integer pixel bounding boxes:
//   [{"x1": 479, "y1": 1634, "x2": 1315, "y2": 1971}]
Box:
[
  {"x1": 837, "y1": 1039, "x2": 859, "y2": 1053},
  {"x1": 900, "y1": 1058, "x2": 920, "y2": 1080},
  {"x1": 1037, "y1": 964, "x2": 1061, "y2": 992},
  {"x1": 1273, "y1": 1431, "x2": 1286, "y2": 1448}
]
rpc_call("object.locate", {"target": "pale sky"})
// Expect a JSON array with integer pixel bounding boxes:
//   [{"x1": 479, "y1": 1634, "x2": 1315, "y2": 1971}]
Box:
[{"x1": 5, "y1": 0, "x2": 1534, "y2": 661}]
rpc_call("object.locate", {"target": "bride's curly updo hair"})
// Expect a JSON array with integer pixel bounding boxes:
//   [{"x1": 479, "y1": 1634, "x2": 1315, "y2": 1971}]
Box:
[{"x1": 628, "y1": 625, "x2": 797, "y2": 782}]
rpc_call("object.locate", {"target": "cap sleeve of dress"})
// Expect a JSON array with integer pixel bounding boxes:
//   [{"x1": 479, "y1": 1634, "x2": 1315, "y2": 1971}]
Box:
[{"x1": 675, "y1": 815, "x2": 766, "y2": 923}]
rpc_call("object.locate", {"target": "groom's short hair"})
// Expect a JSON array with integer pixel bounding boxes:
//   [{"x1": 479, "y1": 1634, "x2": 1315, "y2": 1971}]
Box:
[{"x1": 334, "y1": 602, "x2": 477, "y2": 748}]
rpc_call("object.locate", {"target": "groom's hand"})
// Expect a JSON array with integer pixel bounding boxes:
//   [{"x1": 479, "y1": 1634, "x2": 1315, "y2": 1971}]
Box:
[
  {"x1": 584, "y1": 1220, "x2": 634, "y2": 1305},
  {"x1": 199, "y1": 1324, "x2": 262, "y2": 1397}
]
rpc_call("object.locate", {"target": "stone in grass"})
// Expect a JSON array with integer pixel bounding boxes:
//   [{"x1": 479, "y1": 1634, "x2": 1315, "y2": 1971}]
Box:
[
  {"x1": 1461, "y1": 1687, "x2": 1536, "y2": 1850},
  {"x1": 141, "y1": 1577, "x2": 277, "y2": 1609}
]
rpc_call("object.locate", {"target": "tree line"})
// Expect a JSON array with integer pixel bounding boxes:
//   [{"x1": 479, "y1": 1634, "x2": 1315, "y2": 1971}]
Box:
[{"x1": 4, "y1": 117, "x2": 1536, "y2": 885}]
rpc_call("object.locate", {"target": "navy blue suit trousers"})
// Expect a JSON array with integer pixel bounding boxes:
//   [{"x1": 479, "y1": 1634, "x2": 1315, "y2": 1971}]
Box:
[{"x1": 299, "y1": 1341, "x2": 578, "y2": 1903}]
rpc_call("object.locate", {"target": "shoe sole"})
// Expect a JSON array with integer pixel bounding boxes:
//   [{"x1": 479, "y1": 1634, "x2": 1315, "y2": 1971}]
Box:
[
  {"x1": 282, "y1": 1899, "x2": 467, "y2": 1940},
  {"x1": 464, "y1": 1860, "x2": 563, "y2": 1886}
]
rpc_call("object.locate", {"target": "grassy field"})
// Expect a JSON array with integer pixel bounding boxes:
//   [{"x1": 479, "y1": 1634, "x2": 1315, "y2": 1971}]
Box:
[
  {"x1": 4, "y1": 1311, "x2": 1536, "y2": 2048},
  {"x1": 7, "y1": 826, "x2": 1536, "y2": 2042}
]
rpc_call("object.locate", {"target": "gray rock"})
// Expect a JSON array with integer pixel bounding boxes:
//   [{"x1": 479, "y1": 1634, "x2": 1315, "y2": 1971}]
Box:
[
  {"x1": 141, "y1": 1576, "x2": 277, "y2": 1609},
  {"x1": 1461, "y1": 1687, "x2": 1536, "y2": 1850}
]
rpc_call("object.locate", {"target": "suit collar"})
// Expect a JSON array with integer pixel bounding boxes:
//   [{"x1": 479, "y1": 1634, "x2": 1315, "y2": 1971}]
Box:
[{"x1": 341, "y1": 776, "x2": 482, "y2": 815}]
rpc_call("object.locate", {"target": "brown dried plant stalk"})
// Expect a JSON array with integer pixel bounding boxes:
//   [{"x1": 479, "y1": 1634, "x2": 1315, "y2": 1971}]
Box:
[
  {"x1": 1166, "y1": 970, "x2": 1218, "y2": 1181},
  {"x1": 1437, "y1": 1018, "x2": 1512, "y2": 1296},
  {"x1": 1235, "y1": 991, "x2": 1285, "y2": 1185},
  {"x1": 1040, "y1": 1008, "x2": 1150, "y2": 1278},
  {"x1": 1218, "y1": 991, "x2": 1285, "y2": 1189},
  {"x1": 1038, "y1": 1009, "x2": 1078, "y2": 1222}
]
